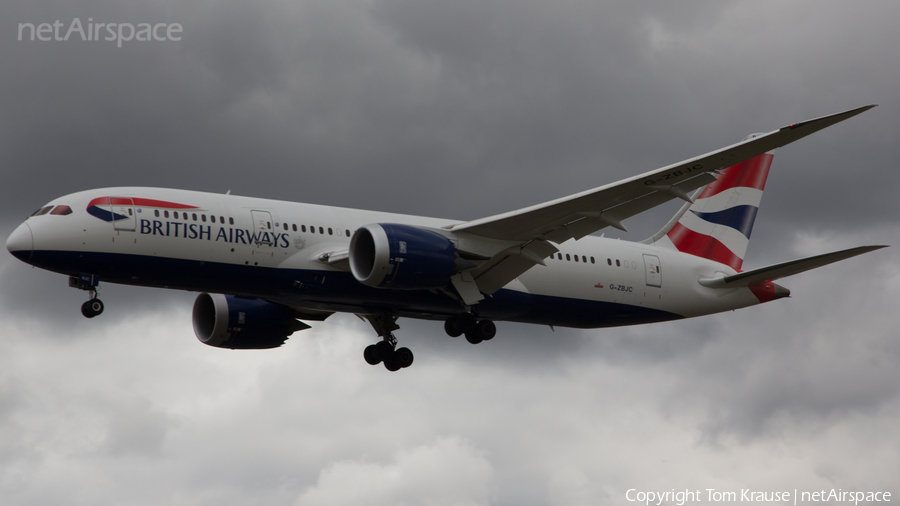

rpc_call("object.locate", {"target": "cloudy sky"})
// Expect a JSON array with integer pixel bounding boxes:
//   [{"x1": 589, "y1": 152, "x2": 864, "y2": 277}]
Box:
[{"x1": 2, "y1": 0, "x2": 899, "y2": 504}]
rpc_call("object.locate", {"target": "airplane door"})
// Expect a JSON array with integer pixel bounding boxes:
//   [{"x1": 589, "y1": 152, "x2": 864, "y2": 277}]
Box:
[
  {"x1": 110, "y1": 197, "x2": 136, "y2": 231},
  {"x1": 251, "y1": 210, "x2": 274, "y2": 245},
  {"x1": 643, "y1": 254, "x2": 662, "y2": 287}
]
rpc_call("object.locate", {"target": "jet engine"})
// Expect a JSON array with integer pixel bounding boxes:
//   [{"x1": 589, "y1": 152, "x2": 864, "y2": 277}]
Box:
[
  {"x1": 349, "y1": 223, "x2": 462, "y2": 290},
  {"x1": 192, "y1": 293, "x2": 309, "y2": 349}
]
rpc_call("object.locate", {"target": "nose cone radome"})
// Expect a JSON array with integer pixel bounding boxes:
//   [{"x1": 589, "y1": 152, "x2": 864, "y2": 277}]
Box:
[{"x1": 6, "y1": 222, "x2": 33, "y2": 263}]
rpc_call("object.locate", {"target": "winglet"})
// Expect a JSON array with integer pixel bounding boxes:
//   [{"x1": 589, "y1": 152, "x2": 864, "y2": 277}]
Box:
[{"x1": 781, "y1": 105, "x2": 877, "y2": 132}]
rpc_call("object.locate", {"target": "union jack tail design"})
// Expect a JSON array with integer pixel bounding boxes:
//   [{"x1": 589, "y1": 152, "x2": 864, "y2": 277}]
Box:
[{"x1": 652, "y1": 150, "x2": 774, "y2": 271}]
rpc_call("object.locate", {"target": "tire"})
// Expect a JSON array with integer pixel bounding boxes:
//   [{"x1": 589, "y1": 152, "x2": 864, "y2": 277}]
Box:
[
  {"x1": 81, "y1": 300, "x2": 96, "y2": 318},
  {"x1": 476, "y1": 319, "x2": 496, "y2": 341},
  {"x1": 374, "y1": 341, "x2": 393, "y2": 362},
  {"x1": 364, "y1": 344, "x2": 381, "y2": 365},
  {"x1": 457, "y1": 313, "x2": 477, "y2": 333},
  {"x1": 394, "y1": 347, "x2": 414, "y2": 368},
  {"x1": 384, "y1": 359, "x2": 401, "y2": 372},
  {"x1": 465, "y1": 331, "x2": 483, "y2": 344},
  {"x1": 444, "y1": 319, "x2": 463, "y2": 338}
]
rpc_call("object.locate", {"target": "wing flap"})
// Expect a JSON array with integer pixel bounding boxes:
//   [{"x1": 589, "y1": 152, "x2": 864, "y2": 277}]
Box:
[{"x1": 471, "y1": 239, "x2": 559, "y2": 295}]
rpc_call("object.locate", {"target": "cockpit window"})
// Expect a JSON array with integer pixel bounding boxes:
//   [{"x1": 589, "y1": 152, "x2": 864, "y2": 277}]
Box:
[
  {"x1": 31, "y1": 206, "x2": 53, "y2": 217},
  {"x1": 50, "y1": 205, "x2": 73, "y2": 215}
]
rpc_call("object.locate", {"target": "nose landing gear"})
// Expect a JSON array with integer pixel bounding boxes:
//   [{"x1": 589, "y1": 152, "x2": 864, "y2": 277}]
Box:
[
  {"x1": 81, "y1": 298, "x2": 104, "y2": 318},
  {"x1": 70, "y1": 274, "x2": 104, "y2": 318}
]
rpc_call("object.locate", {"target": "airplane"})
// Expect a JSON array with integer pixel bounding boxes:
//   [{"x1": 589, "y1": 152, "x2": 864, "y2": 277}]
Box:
[{"x1": 5, "y1": 105, "x2": 886, "y2": 371}]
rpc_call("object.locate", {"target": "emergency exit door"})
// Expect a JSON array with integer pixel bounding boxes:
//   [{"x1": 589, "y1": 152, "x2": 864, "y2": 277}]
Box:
[
  {"x1": 110, "y1": 197, "x2": 136, "y2": 231},
  {"x1": 643, "y1": 254, "x2": 662, "y2": 287},
  {"x1": 251, "y1": 210, "x2": 274, "y2": 246}
]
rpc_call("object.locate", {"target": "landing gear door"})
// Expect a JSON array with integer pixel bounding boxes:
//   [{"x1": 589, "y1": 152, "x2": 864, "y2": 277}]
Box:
[
  {"x1": 251, "y1": 210, "x2": 274, "y2": 246},
  {"x1": 643, "y1": 254, "x2": 662, "y2": 287},
  {"x1": 110, "y1": 197, "x2": 136, "y2": 231}
]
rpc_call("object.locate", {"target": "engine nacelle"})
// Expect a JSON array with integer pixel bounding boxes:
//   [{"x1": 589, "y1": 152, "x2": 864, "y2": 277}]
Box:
[
  {"x1": 192, "y1": 293, "x2": 308, "y2": 349},
  {"x1": 349, "y1": 223, "x2": 460, "y2": 290}
]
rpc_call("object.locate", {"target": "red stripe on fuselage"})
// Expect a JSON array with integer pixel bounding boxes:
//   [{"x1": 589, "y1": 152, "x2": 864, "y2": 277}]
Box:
[
  {"x1": 87, "y1": 197, "x2": 199, "y2": 209},
  {"x1": 666, "y1": 222, "x2": 743, "y2": 270},
  {"x1": 697, "y1": 153, "x2": 773, "y2": 199}
]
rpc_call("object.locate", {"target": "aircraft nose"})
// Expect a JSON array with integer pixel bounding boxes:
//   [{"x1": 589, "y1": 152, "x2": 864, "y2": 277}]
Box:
[{"x1": 6, "y1": 222, "x2": 33, "y2": 263}]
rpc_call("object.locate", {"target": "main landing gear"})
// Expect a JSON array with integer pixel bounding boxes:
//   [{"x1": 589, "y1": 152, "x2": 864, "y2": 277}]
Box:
[
  {"x1": 69, "y1": 274, "x2": 104, "y2": 318},
  {"x1": 362, "y1": 314, "x2": 414, "y2": 372},
  {"x1": 444, "y1": 313, "x2": 496, "y2": 344},
  {"x1": 360, "y1": 312, "x2": 498, "y2": 371}
]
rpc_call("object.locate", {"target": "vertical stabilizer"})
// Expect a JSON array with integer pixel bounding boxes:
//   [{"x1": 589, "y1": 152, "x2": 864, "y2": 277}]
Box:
[{"x1": 650, "y1": 145, "x2": 774, "y2": 271}]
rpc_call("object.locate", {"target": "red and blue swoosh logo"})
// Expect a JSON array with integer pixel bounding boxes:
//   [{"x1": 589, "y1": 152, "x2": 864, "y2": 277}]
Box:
[{"x1": 86, "y1": 197, "x2": 199, "y2": 222}]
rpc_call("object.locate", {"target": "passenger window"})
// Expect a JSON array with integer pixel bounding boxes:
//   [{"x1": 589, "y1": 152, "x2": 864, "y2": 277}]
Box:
[
  {"x1": 220, "y1": 217, "x2": 225, "y2": 224},
  {"x1": 328, "y1": 228, "x2": 333, "y2": 235},
  {"x1": 616, "y1": 260, "x2": 620, "y2": 267},
  {"x1": 192, "y1": 213, "x2": 197, "y2": 221},
  {"x1": 566, "y1": 254, "x2": 570, "y2": 261},
  {"x1": 302, "y1": 225, "x2": 307, "y2": 232},
  {"x1": 229, "y1": 217, "x2": 234, "y2": 225},
  {"x1": 50, "y1": 205, "x2": 73, "y2": 216},
  {"x1": 284, "y1": 223, "x2": 288, "y2": 231},
  {"x1": 607, "y1": 258, "x2": 612, "y2": 266},
  {"x1": 590, "y1": 257, "x2": 595, "y2": 264},
  {"x1": 292, "y1": 224, "x2": 297, "y2": 232},
  {"x1": 574, "y1": 255, "x2": 579, "y2": 262},
  {"x1": 582, "y1": 256, "x2": 587, "y2": 263},
  {"x1": 346, "y1": 230, "x2": 351, "y2": 237},
  {"x1": 164, "y1": 211, "x2": 170, "y2": 218},
  {"x1": 154, "y1": 210, "x2": 160, "y2": 217},
  {"x1": 201, "y1": 215, "x2": 207, "y2": 222},
  {"x1": 319, "y1": 227, "x2": 324, "y2": 234},
  {"x1": 310, "y1": 226, "x2": 315, "y2": 234},
  {"x1": 210, "y1": 215, "x2": 216, "y2": 222}
]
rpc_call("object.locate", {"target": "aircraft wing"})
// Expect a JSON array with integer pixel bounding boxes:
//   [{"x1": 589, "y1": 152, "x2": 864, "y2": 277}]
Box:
[
  {"x1": 445, "y1": 105, "x2": 876, "y2": 302},
  {"x1": 450, "y1": 105, "x2": 875, "y2": 243}
]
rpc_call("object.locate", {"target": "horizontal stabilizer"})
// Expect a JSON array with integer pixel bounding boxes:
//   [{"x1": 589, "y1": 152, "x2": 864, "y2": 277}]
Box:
[{"x1": 698, "y1": 245, "x2": 887, "y2": 288}]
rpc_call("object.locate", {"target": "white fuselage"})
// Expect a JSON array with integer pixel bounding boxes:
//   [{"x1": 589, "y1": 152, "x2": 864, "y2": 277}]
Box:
[{"x1": 9, "y1": 187, "x2": 767, "y2": 328}]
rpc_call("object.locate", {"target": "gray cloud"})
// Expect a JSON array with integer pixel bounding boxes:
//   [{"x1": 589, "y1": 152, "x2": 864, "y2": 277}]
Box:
[{"x1": 2, "y1": 0, "x2": 900, "y2": 504}]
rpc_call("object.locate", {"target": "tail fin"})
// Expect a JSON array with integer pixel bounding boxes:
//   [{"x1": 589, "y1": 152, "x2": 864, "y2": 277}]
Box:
[{"x1": 649, "y1": 142, "x2": 775, "y2": 271}]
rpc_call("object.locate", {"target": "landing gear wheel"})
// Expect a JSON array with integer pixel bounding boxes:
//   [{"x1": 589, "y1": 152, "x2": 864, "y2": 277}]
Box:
[
  {"x1": 464, "y1": 319, "x2": 495, "y2": 344},
  {"x1": 364, "y1": 344, "x2": 381, "y2": 365},
  {"x1": 446, "y1": 313, "x2": 476, "y2": 337},
  {"x1": 394, "y1": 347, "x2": 414, "y2": 368},
  {"x1": 374, "y1": 341, "x2": 394, "y2": 362},
  {"x1": 475, "y1": 319, "x2": 496, "y2": 341},
  {"x1": 465, "y1": 332, "x2": 483, "y2": 344},
  {"x1": 444, "y1": 319, "x2": 463, "y2": 338},
  {"x1": 384, "y1": 359, "x2": 402, "y2": 372},
  {"x1": 81, "y1": 299, "x2": 104, "y2": 318}
]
